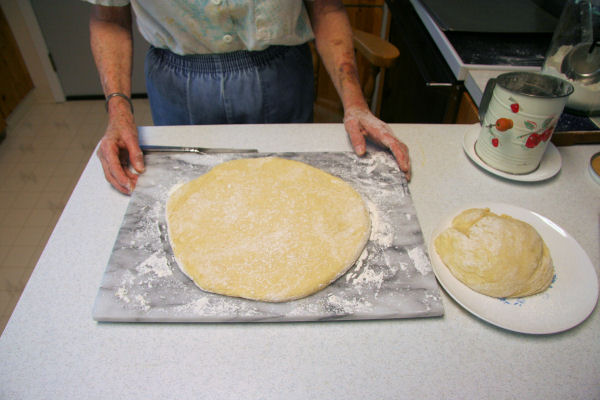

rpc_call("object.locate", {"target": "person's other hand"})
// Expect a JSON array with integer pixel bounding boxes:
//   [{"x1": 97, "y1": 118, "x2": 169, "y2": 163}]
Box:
[
  {"x1": 343, "y1": 107, "x2": 411, "y2": 180},
  {"x1": 96, "y1": 114, "x2": 145, "y2": 194}
]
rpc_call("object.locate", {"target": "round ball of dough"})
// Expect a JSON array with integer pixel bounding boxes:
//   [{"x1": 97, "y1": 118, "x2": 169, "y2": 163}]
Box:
[
  {"x1": 166, "y1": 157, "x2": 371, "y2": 302},
  {"x1": 434, "y1": 208, "x2": 554, "y2": 298}
]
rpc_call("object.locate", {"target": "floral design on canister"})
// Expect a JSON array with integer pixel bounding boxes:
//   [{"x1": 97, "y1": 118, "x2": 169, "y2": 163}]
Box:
[
  {"x1": 475, "y1": 72, "x2": 573, "y2": 174},
  {"x1": 521, "y1": 117, "x2": 557, "y2": 149}
]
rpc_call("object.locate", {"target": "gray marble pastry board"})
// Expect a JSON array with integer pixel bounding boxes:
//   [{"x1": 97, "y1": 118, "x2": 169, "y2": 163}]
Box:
[{"x1": 93, "y1": 151, "x2": 444, "y2": 322}]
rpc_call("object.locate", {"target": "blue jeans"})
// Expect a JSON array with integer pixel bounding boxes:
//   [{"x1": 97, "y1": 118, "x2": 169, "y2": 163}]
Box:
[{"x1": 144, "y1": 44, "x2": 314, "y2": 125}]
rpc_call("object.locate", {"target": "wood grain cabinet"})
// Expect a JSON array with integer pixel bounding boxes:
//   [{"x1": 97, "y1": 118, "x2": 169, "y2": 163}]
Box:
[
  {"x1": 455, "y1": 91, "x2": 480, "y2": 124},
  {"x1": 344, "y1": 0, "x2": 386, "y2": 89}
]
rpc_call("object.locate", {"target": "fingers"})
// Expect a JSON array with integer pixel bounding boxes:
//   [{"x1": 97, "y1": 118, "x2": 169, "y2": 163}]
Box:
[
  {"x1": 97, "y1": 142, "x2": 135, "y2": 194},
  {"x1": 97, "y1": 134, "x2": 144, "y2": 195},
  {"x1": 386, "y1": 137, "x2": 411, "y2": 181},
  {"x1": 374, "y1": 129, "x2": 410, "y2": 174},
  {"x1": 344, "y1": 117, "x2": 367, "y2": 156},
  {"x1": 344, "y1": 110, "x2": 411, "y2": 181},
  {"x1": 124, "y1": 135, "x2": 145, "y2": 174},
  {"x1": 96, "y1": 116, "x2": 145, "y2": 195},
  {"x1": 376, "y1": 133, "x2": 411, "y2": 181}
]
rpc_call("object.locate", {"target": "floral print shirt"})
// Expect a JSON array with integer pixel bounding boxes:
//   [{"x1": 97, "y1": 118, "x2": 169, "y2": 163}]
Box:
[{"x1": 84, "y1": 0, "x2": 315, "y2": 55}]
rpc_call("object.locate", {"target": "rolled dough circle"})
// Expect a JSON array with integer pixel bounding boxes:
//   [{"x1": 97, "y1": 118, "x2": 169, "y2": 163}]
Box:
[{"x1": 166, "y1": 157, "x2": 371, "y2": 302}]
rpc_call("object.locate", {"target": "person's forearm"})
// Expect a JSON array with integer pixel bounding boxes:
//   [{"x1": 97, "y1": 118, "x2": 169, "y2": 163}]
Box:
[
  {"x1": 308, "y1": 0, "x2": 368, "y2": 111},
  {"x1": 308, "y1": 0, "x2": 411, "y2": 179},
  {"x1": 90, "y1": 5, "x2": 144, "y2": 195},
  {"x1": 90, "y1": 5, "x2": 134, "y2": 115}
]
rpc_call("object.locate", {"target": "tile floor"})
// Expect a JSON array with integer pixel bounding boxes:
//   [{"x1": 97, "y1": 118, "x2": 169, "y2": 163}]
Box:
[{"x1": 0, "y1": 92, "x2": 152, "y2": 335}]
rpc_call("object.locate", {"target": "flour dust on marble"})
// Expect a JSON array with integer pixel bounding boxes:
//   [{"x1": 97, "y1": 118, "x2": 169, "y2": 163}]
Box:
[{"x1": 92, "y1": 150, "x2": 444, "y2": 322}]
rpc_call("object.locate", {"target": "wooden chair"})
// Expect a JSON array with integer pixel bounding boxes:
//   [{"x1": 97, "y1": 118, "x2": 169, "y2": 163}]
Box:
[{"x1": 312, "y1": 29, "x2": 400, "y2": 122}]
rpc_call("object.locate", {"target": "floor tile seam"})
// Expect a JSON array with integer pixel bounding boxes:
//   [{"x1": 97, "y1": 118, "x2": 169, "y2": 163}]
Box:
[
  {"x1": 0, "y1": 245, "x2": 40, "y2": 270},
  {"x1": 0, "y1": 267, "x2": 27, "y2": 292},
  {"x1": 13, "y1": 225, "x2": 52, "y2": 248},
  {"x1": 1, "y1": 174, "x2": 78, "y2": 195},
  {"x1": 0, "y1": 209, "x2": 34, "y2": 229}
]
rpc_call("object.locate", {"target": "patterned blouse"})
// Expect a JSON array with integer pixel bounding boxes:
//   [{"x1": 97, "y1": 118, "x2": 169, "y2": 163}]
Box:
[{"x1": 84, "y1": 0, "x2": 315, "y2": 55}]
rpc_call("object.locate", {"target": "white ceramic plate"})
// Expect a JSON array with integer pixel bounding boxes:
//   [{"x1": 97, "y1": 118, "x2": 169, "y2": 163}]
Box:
[
  {"x1": 429, "y1": 202, "x2": 599, "y2": 334},
  {"x1": 463, "y1": 124, "x2": 562, "y2": 182}
]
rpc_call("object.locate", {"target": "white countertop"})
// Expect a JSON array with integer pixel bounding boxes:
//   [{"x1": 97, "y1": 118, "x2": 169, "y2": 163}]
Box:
[{"x1": 0, "y1": 124, "x2": 598, "y2": 399}]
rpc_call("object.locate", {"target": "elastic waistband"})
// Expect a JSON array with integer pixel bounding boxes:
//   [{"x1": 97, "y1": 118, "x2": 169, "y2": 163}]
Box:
[{"x1": 149, "y1": 45, "x2": 298, "y2": 73}]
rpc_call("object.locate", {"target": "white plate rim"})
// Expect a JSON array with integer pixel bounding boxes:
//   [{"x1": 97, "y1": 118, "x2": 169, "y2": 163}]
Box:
[
  {"x1": 429, "y1": 202, "x2": 599, "y2": 334},
  {"x1": 463, "y1": 124, "x2": 562, "y2": 182}
]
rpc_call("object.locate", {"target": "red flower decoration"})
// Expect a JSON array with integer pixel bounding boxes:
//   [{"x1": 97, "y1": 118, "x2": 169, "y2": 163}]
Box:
[
  {"x1": 541, "y1": 126, "x2": 554, "y2": 142},
  {"x1": 525, "y1": 133, "x2": 542, "y2": 148}
]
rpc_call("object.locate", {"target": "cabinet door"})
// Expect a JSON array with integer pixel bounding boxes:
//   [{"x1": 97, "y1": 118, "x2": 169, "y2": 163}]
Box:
[
  {"x1": 0, "y1": 7, "x2": 33, "y2": 122},
  {"x1": 455, "y1": 91, "x2": 480, "y2": 124}
]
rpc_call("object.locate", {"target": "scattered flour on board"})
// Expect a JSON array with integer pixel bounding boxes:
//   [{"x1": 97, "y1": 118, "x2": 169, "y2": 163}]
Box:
[
  {"x1": 114, "y1": 252, "x2": 172, "y2": 309},
  {"x1": 135, "y1": 294, "x2": 150, "y2": 312},
  {"x1": 347, "y1": 247, "x2": 369, "y2": 280},
  {"x1": 167, "y1": 182, "x2": 185, "y2": 197},
  {"x1": 115, "y1": 287, "x2": 130, "y2": 303},
  {"x1": 363, "y1": 152, "x2": 398, "y2": 174},
  {"x1": 136, "y1": 252, "x2": 173, "y2": 278},
  {"x1": 149, "y1": 200, "x2": 162, "y2": 220},
  {"x1": 129, "y1": 201, "x2": 163, "y2": 248},
  {"x1": 114, "y1": 270, "x2": 135, "y2": 304},
  {"x1": 345, "y1": 245, "x2": 403, "y2": 297},
  {"x1": 366, "y1": 200, "x2": 393, "y2": 248},
  {"x1": 326, "y1": 294, "x2": 372, "y2": 313},
  {"x1": 352, "y1": 266, "x2": 385, "y2": 293},
  {"x1": 346, "y1": 249, "x2": 382, "y2": 286},
  {"x1": 174, "y1": 297, "x2": 259, "y2": 316},
  {"x1": 407, "y1": 246, "x2": 431, "y2": 275}
]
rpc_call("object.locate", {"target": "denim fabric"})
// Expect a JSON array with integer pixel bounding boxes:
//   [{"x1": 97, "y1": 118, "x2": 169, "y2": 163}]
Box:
[{"x1": 144, "y1": 44, "x2": 314, "y2": 125}]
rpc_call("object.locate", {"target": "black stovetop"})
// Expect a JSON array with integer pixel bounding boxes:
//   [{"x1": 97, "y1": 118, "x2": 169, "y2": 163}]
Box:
[{"x1": 444, "y1": 31, "x2": 552, "y2": 67}]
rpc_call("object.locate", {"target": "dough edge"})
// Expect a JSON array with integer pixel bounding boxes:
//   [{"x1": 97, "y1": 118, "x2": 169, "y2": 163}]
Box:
[{"x1": 166, "y1": 157, "x2": 372, "y2": 302}]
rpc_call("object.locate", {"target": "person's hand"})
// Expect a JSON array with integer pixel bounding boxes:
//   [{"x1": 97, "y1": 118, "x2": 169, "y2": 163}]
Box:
[
  {"x1": 343, "y1": 107, "x2": 411, "y2": 180},
  {"x1": 96, "y1": 113, "x2": 145, "y2": 194}
]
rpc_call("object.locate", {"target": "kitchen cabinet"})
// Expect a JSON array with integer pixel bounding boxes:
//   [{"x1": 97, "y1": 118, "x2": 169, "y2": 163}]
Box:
[
  {"x1": 381, "y1": 0, "x2": 464, "y2": 124},
  {"x1": 314, "y1": 0, "x2": 387, "y2": 122},
  {"x1": 0, "y1": 6, "x2": 33, "y2": 136},
  {"x1": 455, "y1": 91, "x2": 479, "y2": 124}
]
